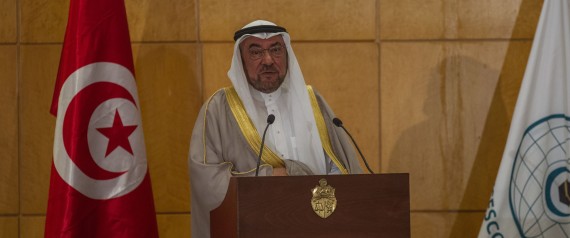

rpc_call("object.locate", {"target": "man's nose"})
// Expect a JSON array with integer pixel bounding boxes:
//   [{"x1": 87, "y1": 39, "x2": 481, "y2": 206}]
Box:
[{"x1": 261, "y1": 51, "x2": 274, "y2": 65}]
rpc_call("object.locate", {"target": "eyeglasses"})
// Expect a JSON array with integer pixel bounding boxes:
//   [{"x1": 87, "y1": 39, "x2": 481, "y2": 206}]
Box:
[{"x1": 247, "y1": 45, "x2": 285, "y2": 60}]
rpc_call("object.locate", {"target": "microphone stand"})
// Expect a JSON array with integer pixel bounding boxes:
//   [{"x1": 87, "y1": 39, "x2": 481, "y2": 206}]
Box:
[
  {"x1": 255, "y1": 114, "x2": 275, "y2": 176},
  {"x1": 333, "y1": 118, "x2": 375, "y2": 174}
]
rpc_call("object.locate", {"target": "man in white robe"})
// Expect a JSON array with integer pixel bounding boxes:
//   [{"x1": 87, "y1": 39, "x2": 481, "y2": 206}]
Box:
[{"x1": 188, "y1": 20, "x2": 363, "y2": 238}]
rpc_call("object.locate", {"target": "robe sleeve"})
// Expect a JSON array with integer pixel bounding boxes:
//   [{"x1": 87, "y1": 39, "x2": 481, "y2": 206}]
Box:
[
  {"x1": 188, "y1": 92, "x2": 273, "y2": 238},
  {"x1": 283, "y1": 159, "x2": 314, "y2": 175},
  {"x1": 313, "y1": 89, "x2": 364, "y2": 174}
]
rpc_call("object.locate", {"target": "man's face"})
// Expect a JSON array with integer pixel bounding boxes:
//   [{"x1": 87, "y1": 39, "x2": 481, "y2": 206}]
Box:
[{"x1": 239, "y1": 35, "x2": 288, "y2": 93}]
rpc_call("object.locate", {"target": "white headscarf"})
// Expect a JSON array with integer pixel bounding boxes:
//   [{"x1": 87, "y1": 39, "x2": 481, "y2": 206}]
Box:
[{"x1": 228, "y1": 20, "x2": 327, "y2": 174}]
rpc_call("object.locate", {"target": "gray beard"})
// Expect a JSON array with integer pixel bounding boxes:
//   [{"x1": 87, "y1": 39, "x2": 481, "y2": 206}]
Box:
[{"x1": 248, "y1": 75, "x2": 285, "y2": 93}]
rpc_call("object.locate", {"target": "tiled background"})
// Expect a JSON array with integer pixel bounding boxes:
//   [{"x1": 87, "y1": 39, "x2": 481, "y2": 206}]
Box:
[{"x1": 0, "y1": 0, "x2": 544, "y2": 237}]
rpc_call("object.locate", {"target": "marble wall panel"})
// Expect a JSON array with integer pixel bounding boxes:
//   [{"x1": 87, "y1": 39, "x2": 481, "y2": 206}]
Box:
[
  {"x1": 20, "y1": 0, "x2": 68, "y2": 43},
  {"x1": 0, "y1": 0, "x2": 16, "y2": 42},
  {"x1": 202, "y1": 43, "x2": 234, "y2": 100},
  {"x1": 295, "y1": 42, "x2": 380, "y2": 171},
  {"x1": 132, "y1": 43, "x2": 200, "y2": 212},
  {"x1": 411, "y1": 212, "x2": 485, "y2": 238},
  {"x1": 0, "y1": 45, "x2": 18, "y2": 214},
  {"x1": 380, "y1": 0, "x2": 543, "y2": 40},
  {"x1": 19, "y1": 45, "x2": 60, "y2": 214},
  {"x1": 0, "y1": 217, "x2": 18, "y2": 238},
  {"x1": 200, "y1": 0, "x2": 376, "y2": 41},
  {"x1": 126, "y1": 0, "x2": 197, "y2": 42},
  {"x1": 20, "y1": 216, "x2": 45, "y2": 238},
  {"x1": 381, "y1": 41, "x2": 532, "y2": 210}
]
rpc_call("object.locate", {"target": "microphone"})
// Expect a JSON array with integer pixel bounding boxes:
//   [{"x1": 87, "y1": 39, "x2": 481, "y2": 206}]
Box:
[
  {"x1": 255, "y1": 114, "x2": 276, "y2": 176},
  {"x1": 332, "y1": 118, "x2": 375, "y2": 174}
]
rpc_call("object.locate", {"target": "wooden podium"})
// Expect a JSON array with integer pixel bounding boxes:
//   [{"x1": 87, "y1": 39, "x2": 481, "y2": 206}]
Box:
[{"x1": 210, "y1": 174, "x2": 410, "y2": 238}]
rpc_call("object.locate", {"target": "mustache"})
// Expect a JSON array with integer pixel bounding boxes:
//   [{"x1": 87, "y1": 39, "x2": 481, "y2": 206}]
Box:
[{"x1": 259, "y1": 65, "x2": 278, "y2": 73}]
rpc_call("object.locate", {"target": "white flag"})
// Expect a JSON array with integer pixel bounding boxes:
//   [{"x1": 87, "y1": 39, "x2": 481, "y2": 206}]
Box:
[{"x1": 478, "y1": 0, "x2": 570, "y2": 237}]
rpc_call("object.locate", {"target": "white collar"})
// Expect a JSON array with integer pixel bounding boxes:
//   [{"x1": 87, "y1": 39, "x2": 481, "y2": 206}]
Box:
[{"x1": 250, "y1": 85, "x2": 283, "y2": 103}]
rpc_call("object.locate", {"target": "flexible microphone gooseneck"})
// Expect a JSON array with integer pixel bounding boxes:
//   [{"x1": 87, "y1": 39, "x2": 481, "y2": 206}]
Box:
[
  {"x1": 255, "y1": 114, "x2": 276, "y2": 177},
  {"x1": 332, "y1": 118, "x2": 375, "y2": 174}
]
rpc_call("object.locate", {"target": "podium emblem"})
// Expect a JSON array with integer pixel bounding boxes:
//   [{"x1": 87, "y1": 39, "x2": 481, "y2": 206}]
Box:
[{"x1": 311, "y1": 178, "x2": 337, "y2": 218}]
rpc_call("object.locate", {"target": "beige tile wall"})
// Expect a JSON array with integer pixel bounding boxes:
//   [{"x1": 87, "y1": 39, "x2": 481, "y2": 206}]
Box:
[
  {"x1": 381, "y1": 41, "x2": 532, "y2": 210},
  {"x1": 380, "y1": 0, "x2": 542, "y2": 40},
  {"x1": 19, "y1": 45, "x2": 59, "y2": 215},
  {"x1": 411, "y1": 212, "x2": 485, "y2": 237},
  {"x1": 295, "y1": 43, "x2": 380, "y2": 170},
  {"x1": 126, "y1": 0, "x2": 197, "y2": 42},
  {"x1": 199, "y1": 0, "x2": 376, "y2": 41},
  {"x1": 132, "y1": 43, "x2": 200, "y2": 212},
  {"x1": 0, "y1": 0, "x2": 17, "y2": 42},
  {"x1": 0, "y1": 217, "x2": 18, "y2": 238},
  {"x1": 0, "y1": 0, "x2": 544, "y2": 237},
  {"x1": 0, "y1": 46, "x2": 18, "y2": 215},
  {"x1": 20, "y1": 216, "x2": 45, "y2": 238},
  {"x1": 20, "y1": 0, "x2": 68, "y2": 43}
]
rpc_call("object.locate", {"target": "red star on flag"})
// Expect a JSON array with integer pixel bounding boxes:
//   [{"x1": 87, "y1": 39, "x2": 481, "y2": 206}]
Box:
[
  {"x1": 97, "y1": 110, "x2": 137, "y2": 157},
  {"x1": 46, "y1": 0, "x2": 158, "y2": 235}
]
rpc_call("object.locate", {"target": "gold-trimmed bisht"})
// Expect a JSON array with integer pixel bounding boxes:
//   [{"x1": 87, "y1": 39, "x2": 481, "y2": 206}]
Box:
[
  {"x1": 224, "y1": 87, "x2": 286, "y2": 168},
  {"x1": 203, "y1": 86, "x2": 350, "y2": 174},
  {"x1": 307, "y1": 86, "x2": 349, "y2": 174}
]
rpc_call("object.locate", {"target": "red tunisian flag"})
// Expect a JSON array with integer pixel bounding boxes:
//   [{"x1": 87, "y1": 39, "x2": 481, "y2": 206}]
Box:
[{"x1": 45, "y1": 0, "x2": 158, "y2": 237}]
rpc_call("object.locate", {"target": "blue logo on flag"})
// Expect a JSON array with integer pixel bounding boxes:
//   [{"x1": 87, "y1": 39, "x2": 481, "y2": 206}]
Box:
[{"x1": 509, "y1": 114, "x2": 570, "y2": 237}]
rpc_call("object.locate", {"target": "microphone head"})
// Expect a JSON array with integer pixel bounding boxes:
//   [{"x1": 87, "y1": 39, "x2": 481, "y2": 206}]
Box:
[
  {"x1": 332, "y1": 118, "x2": 343, "y2": 127},
  {"x1": 267, "y1": 114, "x2": 276, "y2": 124}
]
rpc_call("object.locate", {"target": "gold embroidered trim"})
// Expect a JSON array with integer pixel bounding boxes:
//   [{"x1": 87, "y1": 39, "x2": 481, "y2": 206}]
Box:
[
  {"x1": 307, "y1": 86, "x2": 349, "y2": 175},
  {"x1": 202, "y1": 90, "x2": 239, "y2": 173},
  {"x1": 230, "y1": 164, "x2": 272, "y2": 175},
  {"x1": 202, "y1": 89, "x2": 224, "y2": 164},
  {"x1": 224, "y1": 87, "x2": 285, "y2": 168}
]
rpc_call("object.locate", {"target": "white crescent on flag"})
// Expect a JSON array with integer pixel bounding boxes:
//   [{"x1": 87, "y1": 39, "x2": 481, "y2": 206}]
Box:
[
  {"x1": 45, "y1": 0, "x2": 158, "y2": 236},
  {"x1": 53, "y1": 62, "x2": 147, "y2": 200}
]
